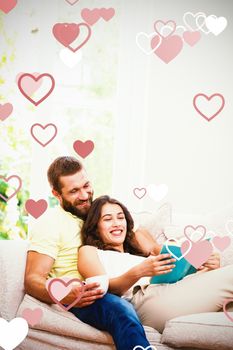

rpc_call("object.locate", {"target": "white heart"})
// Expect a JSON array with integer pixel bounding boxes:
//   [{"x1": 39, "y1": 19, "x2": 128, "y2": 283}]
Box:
[
  {"x1": 183, "y1": 11, "x2": 206, "y2": 31},
  {"x1": 147, "y1": 184, "x2": 168, "y2": 202},
  {"x1": 133, "y1": 346, "x2": 158, "y2": 350},
  {"x1": 165, "y1": 238, "x2": 192, "y2": 261},
  {"x1": 195, "y1": 13, "x2": 210, "y2": 34},
  {"x1": 136, "y1": 31, "x2": 161, "y2": 55},
  {"x1": 59, "y1": 48, "x2": 83, "y2": 68},
  {"x1": 0, "y1": 317, "x2": 28, "y2": 350},
  {"x1": 205, "y1": 15, "x2": 227, "y2": 36}
]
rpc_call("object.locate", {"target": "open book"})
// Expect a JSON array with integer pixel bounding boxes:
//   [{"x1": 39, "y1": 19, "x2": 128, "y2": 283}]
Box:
[{"x1": 150, "y1": 244, "x2": 197, "y2": 284}]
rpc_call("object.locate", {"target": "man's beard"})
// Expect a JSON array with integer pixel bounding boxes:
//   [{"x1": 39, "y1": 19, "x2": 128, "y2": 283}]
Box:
[{"x1": 61, "y1": 194, "x2": 93, "y2": 220}]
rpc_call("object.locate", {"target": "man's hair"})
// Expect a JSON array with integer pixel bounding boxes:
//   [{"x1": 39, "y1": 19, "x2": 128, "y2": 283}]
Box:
[{"x1": 47, "y1": 156, "x2": 83, "y2": 193}]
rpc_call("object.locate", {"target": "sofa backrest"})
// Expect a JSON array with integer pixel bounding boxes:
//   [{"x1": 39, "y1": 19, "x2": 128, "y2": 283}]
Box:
[{"x1": 0, "y1": 240, "x2": 29, "y2": 320}]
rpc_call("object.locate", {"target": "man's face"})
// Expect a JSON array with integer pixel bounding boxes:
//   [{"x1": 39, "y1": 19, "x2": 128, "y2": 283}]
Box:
[{"x1": 53, "y1": 169, "x2": 93, "y2": 220}]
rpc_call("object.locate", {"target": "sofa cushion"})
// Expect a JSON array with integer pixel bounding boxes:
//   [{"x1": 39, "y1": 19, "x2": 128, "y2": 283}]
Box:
[
  {"x1": 0, "y1": 240, "x2": 29, "y2": 320},
  {"x1": 20, "y1": 328, "x2": 175, "y2": 350},
  {"x1": 17, "y1": 294, "x2": 161, "y2": 346},
  {"x1": 19, "y1": 327, "x2": 169, "y2": 350},
  {"x1": 161, "y1": 312, "x2": 233, "y2": 350},
  {"x1": 218, "y1": 235, "x2": 233, "y2": 267},
  {"x1": 132, "y1": 202, "x2": 172, "y2": 244},
  {"x1": 19, "y1": 329, "x2": 115, "y2": 350},
  {"x1": 17, "y1": 294, "x2": 113, "y2": 344}
]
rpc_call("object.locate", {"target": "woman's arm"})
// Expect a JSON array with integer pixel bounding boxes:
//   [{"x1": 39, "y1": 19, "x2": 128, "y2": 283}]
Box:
[
  {"x1": 78, "y1": 246, "x2": 106, "y2": 277},
  {"x1": 78, "y1": 246, "x2": 175, "y2": 296},
  {"x1": 78, "y1": 246, "x2": 139, "y2": 295},
  {"x1": 108, "y1": 255, "x2": 175, "y2": 296}
]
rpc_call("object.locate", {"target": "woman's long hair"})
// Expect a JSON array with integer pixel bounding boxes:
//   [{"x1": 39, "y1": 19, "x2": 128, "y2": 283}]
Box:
[{"x1": 81, "y1": 195, "x2": 146, "y2": 256}]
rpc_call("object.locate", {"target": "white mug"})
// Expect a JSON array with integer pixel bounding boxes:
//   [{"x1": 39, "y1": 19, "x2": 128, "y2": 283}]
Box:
[{"x1": 85, "y1": 274, "x2": 109, "y2": 295}]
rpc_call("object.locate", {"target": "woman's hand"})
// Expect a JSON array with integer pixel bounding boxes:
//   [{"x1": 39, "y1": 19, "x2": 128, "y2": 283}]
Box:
[
  {"x1": 135, "y1": 254, "x2": 176, "y2": 278},
  {"x1": 198, "y1": 253, "x2": 220, "y2": 271}
]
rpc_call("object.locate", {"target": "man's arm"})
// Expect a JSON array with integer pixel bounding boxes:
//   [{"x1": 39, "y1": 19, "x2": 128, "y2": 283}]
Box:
[
  {"x1": 134, "y1": 228, "x2": 162, "y2": 256},
  {"x1": 24, "y1": 251, "x2": 55, "y2": 304},
  {"x1": 24, "y1": 251, "x2": 104, "y2": 307}
]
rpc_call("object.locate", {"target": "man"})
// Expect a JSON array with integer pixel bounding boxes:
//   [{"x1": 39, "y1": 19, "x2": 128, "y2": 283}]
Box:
[{"x1": 24, "y1": 156, "x2": 153, "y2": 350}]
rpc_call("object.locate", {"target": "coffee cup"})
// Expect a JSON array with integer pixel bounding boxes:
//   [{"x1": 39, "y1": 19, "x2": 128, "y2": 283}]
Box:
[{"x1": 85, "y1": 275, "x2": 109, "y2": 295}]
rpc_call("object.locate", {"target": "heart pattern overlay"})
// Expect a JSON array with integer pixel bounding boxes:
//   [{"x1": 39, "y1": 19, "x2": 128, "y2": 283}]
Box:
[
  {"x1": 0, "y1": 317, "x2": 28, "y2": 350},
  {"x1": 47, "y1": 277, "x2": 85, "y2": 311},
  {"x1": 73, "y1": 140, "x2": 94, "y2": 158}
]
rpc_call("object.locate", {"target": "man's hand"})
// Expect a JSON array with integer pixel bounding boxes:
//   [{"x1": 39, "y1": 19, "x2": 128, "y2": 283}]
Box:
[
  {"x1": 72, "y1": 282, "x2": 105, "y2": 308},
  {"x1": 198, "y1": 253, "x2": 220, "y2": 271}
]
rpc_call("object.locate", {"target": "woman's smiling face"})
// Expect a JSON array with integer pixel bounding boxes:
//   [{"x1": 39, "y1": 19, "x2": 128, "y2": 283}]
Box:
[{"x1": 97, "y1": 202, "x2": 127, "y2": 251}]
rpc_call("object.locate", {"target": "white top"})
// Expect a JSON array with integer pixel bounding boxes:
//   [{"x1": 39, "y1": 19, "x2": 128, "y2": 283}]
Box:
[{"x1": 96, "y1": 249, "x2": 150, "y2": 299}]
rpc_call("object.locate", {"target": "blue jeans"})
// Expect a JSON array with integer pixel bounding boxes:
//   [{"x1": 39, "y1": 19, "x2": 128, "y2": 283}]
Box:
[{"x1": 69, "y1": 293, "x2": 150, "y2": 350}]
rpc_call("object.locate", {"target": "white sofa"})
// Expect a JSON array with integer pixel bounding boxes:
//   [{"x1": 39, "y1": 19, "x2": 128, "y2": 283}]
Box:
[{"x1": 0, "y1": 204, "x2": 233, "y2": 350}]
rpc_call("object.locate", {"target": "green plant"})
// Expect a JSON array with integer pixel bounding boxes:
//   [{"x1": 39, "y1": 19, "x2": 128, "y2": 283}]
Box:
[{"x1": 0, "y1": 178, "x2": 29, "y2": 239}]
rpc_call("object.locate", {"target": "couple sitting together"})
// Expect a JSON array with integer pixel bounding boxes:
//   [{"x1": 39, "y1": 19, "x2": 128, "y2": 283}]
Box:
[{"x1": 25, "y1": 156, "x2": 233, "y2": 350}]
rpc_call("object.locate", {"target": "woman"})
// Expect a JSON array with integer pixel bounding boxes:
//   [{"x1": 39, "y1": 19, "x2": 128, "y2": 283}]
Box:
[{"x1": 78, "y1": 196, "x2": 233, "y2": 333}]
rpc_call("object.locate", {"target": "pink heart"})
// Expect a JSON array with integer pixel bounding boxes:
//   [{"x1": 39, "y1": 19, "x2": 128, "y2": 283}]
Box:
[
  {"x1": 152, "y1": 35, "x2": 183, "y2": 63},
  {"x1": 212, "y1": 236, "x2": 231, "y2": 252},
  {"x1": 100, "y1": 8, "x2": 115, "y2": 21},
  {"x1": 81, "y1": 8, "x2": 115, "y2": 25},
  {"x1": 65, "y1": 0, "x2": 79, "y2": 5},
  {"x1": 53, "y1": 23, "x2": 91, "y2": 52},
  {"x1": 73, "y1": 140, "x2": 94, "y2": 158},
  {"x1": 22, "y1": 308, "x2": 43, "y2": 327},
  {"x1": 223, "y1": 299, "x2": 233, "y2": 322},
  {"x1": 0, "y1": 0, "x2": 17, "y2": 14},
  {"x1": 0, "y1": 175, "x2": 22, "y2": 201},
  {"x1": 18, "y1": 73, "x2": 55, "y2": 106},
  {"x1": 133, "y1": 188, "x2": 146, "y2": 199},
  {"x1": 47, "y1": 278, "x2": 85, "y2": 311},
  {"x1": 151, "y1": 35, "x2": 162, "y2": 51},
  {"x1": 181, "y1": 240, "x2": 213, "y2": 269},
  {"x1": 16, "y1": 72, "x2": 43, "y2": 96},
  {"x1": 0, "y1": 103, "x2": 13, "y2": 121},
  {"x1": 183, "y1": 31, "x2": 201, "y2": 46},
  {"x1": 193, "y1": 93, "x2": 225, "y2": 122},
  {"x1": 154, "y1": 20, "x2": 176, "y2": 38},
  {"x1": 25, "y1": 199, "x2": 48, "y2": 219},
  {"x1": 53, "y1": 23, "x2": 80, "y2": 46},
  {"x1": 184, "y1": 225, "x2": 207, "y2": 243},
  {"x1": 81, "y1": 9, "x2": 101, "y2": 25},
  {"x1": 30, "y1": 123, "x2": 57, "y2": 147},
  {"x1": 48, "y1": 279, "x2": 72, "y2": 301}
]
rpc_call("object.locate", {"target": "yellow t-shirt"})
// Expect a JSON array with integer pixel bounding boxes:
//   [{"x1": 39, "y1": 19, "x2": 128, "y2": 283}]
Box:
[{"x1": 28, "y1": 206, "x2": 83, "y2": 280}]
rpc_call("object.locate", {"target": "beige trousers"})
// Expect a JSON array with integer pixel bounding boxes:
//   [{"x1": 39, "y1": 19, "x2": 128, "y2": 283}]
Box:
[{"x1": 130, "y1": 264, "x2": 233, "y2": 333}]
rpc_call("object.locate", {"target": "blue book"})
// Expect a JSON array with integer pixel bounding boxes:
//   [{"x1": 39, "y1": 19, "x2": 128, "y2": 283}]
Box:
[{"x1": 150, "y1": 244, "x2": 197, "y2": 284}]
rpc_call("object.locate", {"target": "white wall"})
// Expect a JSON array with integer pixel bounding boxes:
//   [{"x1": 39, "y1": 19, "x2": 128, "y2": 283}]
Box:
[
  {"x1": 1, "y1": 0, "x2": 233, "y2": 218},
  {"x1": 112, "y1": 0, "x2": 233, "y2": 216}
]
